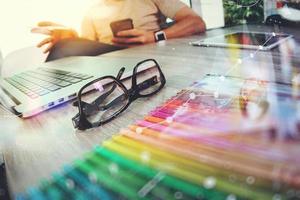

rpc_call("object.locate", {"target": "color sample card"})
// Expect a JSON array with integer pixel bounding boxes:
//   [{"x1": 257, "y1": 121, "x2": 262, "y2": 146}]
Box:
[{"x1": 18, "y1": 74, "x2": 300, "y2": 200}]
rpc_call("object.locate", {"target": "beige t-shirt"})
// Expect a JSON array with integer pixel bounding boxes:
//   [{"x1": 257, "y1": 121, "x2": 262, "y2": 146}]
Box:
[{"x1": 81, "y1": 0, "x2": 186, "y2": 43}]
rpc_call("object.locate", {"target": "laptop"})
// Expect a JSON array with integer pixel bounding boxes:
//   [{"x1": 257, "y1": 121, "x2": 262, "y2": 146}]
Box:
[
  {"x1": 191, "y1": 31, "x2": 293, "y2": 50},
  {"x1": 0, "y1": 56, "x2": 139, "y2": 118}
]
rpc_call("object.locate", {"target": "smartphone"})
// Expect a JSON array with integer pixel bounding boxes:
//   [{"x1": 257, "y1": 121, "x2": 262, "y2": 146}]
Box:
[{"x1": 110, "y1": 18, "x2": 134, "y2": 37}]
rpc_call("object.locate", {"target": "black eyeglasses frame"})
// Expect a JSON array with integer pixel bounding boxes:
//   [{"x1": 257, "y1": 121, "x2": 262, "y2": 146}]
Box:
[{"x1": 72, "y1": 59, "x2": 166, "y2": 130}]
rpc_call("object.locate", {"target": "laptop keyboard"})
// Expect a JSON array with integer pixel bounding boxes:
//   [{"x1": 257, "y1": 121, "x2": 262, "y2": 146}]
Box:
[{"x1": 4, "y1": 68, "x2": 93, "y2": 99}]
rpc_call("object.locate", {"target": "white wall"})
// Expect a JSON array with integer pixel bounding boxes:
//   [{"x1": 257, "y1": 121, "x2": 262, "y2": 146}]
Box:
[{"x1": 192, "y1": 0, "x2": 225, "y2": 29}]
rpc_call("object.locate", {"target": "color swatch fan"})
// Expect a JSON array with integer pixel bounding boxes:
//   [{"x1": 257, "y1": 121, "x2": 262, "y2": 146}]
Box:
[{"x1": 18, "y1": 74, "x2": 300, "y2": 200}]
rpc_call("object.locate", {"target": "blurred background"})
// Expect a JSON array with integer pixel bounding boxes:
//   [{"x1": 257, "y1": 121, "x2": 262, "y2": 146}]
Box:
[
  {"x1": 0, "y1": 0, "x2": 94, "y2": 57},
  {"x1": 0, "y1": 0, "x2": 212, "y2": 57}
]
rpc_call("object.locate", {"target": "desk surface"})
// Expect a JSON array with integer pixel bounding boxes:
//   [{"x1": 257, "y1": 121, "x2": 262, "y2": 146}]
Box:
[{"x1": 1, "y1": 25, "x2": 300, "y2": 197}]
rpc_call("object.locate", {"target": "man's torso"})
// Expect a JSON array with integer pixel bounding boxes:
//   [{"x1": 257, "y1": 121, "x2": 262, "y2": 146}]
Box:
[{"x1": 85, "y1": 0, "x2": 167, "y2": 43}]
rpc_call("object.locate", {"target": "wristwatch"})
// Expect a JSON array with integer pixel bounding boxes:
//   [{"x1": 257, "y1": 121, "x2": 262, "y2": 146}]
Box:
[{"x1": 154, "y1": 30, "x2": 167, "y2": 42}]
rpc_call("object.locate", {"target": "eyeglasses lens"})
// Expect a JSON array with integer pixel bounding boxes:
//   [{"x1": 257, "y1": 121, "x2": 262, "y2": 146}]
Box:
[
  {"x1": 80, "y1": 78, "x2": 129, "y2": 124},
  {"x1": 136, "y1": 60, "x2": 164, "y2": 96}
]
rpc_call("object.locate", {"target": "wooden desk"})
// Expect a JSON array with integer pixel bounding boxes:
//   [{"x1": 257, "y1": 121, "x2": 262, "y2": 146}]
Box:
[{"x1": 1, "y1": 25, "x2": 300, "y2": 197}]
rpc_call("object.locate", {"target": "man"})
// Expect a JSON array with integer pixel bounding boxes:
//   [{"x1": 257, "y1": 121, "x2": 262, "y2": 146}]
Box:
[{"x1": 33, "y1": 0, "x2": 206, "y2": 61}]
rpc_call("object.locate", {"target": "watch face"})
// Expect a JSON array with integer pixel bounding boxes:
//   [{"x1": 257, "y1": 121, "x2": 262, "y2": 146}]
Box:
[
  {"x1": 155, "y1": 31, "x2": 166, "y2": 42},
  {"x1": 157, "y1": 33, "x2": 165, "y2": 41}
]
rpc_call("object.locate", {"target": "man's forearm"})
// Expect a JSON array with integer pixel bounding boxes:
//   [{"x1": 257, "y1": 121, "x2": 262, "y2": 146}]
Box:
[{"x1": 164, "y1": 16, "x2": 206, "y2": 39}]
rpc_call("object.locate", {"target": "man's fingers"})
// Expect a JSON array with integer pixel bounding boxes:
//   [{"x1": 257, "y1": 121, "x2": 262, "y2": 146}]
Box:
[
  {"x1": 31, "y1": 27, "x2": 52, "y2": 35},
  {"x1": 36, "y1": 37, "x2": 54, "y2": 53},
  {"x1": 117, "y1": 29, "x2": 142, "y2": 37},
  {"x1": 112, "y1": 36, "x2": 144, "y2": 44},
  {"x1": 38, "y1": 21, "x2": 62, "y2": 27},
  {"x1": 32, "y1": 21, "x2": 65, "y2": 35},
  {"x1": 43, "y1": 43, "x2": 54, "y2": 54},
  {"x1": 33, "y1": 21, "x2": 67, "y2": 54},
  {"x1": 37, "y1": 37, "x2": 53, "y2": 48},
  {"x1": 114, "y1": 29, "x2": 154, "y2": 44}
]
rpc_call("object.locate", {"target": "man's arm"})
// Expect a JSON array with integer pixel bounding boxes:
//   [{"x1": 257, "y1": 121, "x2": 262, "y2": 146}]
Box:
[
  {"x1": 164, "y1": 6, "x2": 206, "y2": 40},
  {"x1": 112, "y1": 5, "x2": 206, "y2": 44}
]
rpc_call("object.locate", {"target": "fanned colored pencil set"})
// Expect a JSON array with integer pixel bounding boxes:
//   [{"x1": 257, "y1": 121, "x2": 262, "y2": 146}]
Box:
[{"x1": 18, "y1": 75, "x2": 300, "y2": 200}]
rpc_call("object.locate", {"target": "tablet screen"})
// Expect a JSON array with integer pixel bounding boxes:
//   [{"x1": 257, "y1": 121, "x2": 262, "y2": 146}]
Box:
[
  {"x1": 192, "y1": 31, "x2": 293, "y2": 50},
  {"x1": 224, "y1": 32, "x2": 290, "y2": 47}
]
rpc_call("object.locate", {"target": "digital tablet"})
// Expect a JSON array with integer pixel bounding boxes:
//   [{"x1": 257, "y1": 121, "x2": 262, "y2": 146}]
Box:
[{"x1": 191, "y1": 31, "x2": 293, "y2": 51}]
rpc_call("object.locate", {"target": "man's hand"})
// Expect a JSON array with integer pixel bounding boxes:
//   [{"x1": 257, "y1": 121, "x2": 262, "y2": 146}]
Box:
[
  {"x1": 31, "y1": 21, "x2": 78, "y2": 53},
  {"x1": 112, "y1": 29, "x2": 155, "y2": 45}
]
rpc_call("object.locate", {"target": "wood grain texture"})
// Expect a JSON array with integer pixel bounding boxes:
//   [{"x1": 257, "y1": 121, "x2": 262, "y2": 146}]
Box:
[{"x1": 1, "y1": 25, "x2": 300, "y2": 197}]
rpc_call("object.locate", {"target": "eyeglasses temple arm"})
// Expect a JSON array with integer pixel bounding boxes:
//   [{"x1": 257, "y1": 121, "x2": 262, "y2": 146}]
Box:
[
  {"x1": 116, "y1": 67, "x2": 125, "y2": 80},
  {"x1": 100, "y1": 76, "x2": 159, "y2": 111},
  {"x1": 136, "y1": 76, "x2": 158, "y2": 91}
]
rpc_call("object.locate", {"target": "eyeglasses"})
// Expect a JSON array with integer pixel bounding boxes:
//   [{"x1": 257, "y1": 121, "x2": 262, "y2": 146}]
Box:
[{"x1": 72, "y1": 59, "x2": 166, "y2": 130}]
